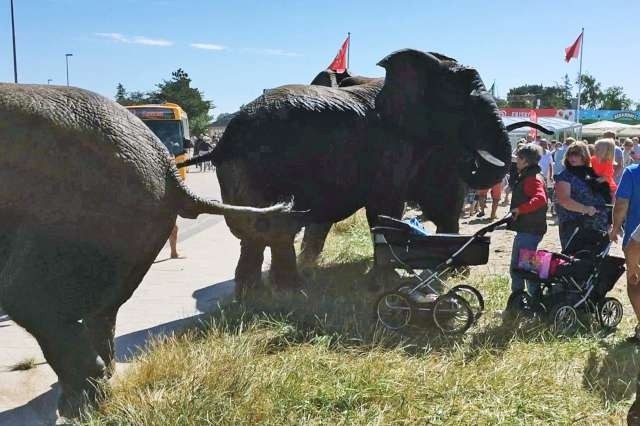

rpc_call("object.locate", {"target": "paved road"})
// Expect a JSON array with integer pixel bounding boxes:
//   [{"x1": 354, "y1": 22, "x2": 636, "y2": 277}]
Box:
[{"x1": 0, "y1": 168, "x2": 255, "y2": 426}]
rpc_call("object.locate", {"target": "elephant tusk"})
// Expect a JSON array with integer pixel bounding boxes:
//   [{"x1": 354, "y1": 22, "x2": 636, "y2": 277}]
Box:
[{"x1": 476, "y1": 150, "x2": 505, "y2": 167}]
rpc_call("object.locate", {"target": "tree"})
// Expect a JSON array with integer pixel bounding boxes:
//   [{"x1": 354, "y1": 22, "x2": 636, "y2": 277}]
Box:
[
  {"x1": 114, "y1": 69, "x2": 214, "y2": 135},
  {"x1": 506, "y1": 84, "x2": 540, "y2": 108},
  {"x1": 115, "y1": 83, "x2": 127, "y2": 104},
  {"x1": 506, "y1": 83, "x2": 572, "y2": 109},
  {"x1": 562, "y1": 74, "x2": 573, "y2": 99},
  {"x1": 576, "y1": 73, "x2": 602, "y2": 108},
  {"x1": 601, "y1": 86, "x2": 632, "y2": 110},
  {"x1": 152, "y1": 69, "x2": 214, "y2": 135}
]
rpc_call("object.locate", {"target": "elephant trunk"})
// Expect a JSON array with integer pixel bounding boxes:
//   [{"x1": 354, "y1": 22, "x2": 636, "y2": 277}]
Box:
[{"x1": 460, "y1": 80, "x2": 511, "y2": 189}]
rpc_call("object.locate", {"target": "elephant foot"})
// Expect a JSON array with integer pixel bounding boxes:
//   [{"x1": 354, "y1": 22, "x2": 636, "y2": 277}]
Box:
[
  {"x1": 235, "y1": 240, "x2": 266, "y2": 300},
  {"x1": 270, "y1": 241, "x2": 302, "y2": 290},
  {"x1": 297, "y1": 251, "x2": 319, "y2": 271},
  {"x1": 269, "y1": 267, "x2": 304, "y2": 291},
  {"x1": 234, "y1": 274, "x2": 264, "y2": 301},
  {"x1": 57, "y1": 377, "x2": 104, "y2": 419}
]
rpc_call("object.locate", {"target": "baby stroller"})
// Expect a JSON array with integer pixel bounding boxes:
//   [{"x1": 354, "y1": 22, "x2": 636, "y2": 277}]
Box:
[
  {"x1": 373, "y1": 214, "x2": 511, "y2": 334},
  {"x1": 508, "y1": 227, "x2": 626, "y2": 334}
]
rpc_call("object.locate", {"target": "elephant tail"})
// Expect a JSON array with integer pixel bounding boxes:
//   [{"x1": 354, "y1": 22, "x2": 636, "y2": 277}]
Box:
[
  {"x1": 168, "y1": 168, "x2": 307, "y2": 221},
  {"x1": 176, "y1": 150, "x2": 216, "y2": 169}
]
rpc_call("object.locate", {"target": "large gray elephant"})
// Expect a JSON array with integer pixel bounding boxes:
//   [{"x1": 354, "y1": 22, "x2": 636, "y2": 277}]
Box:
[
  {"x1": 0, "y1": 84, "x2": 294, "y2": 418},
  {"x1": 180, "y1": 49, "x2": 512, "y2": 293},
  {"x1": 298, "y1": 68, "x2": 547, "y2": 267}
]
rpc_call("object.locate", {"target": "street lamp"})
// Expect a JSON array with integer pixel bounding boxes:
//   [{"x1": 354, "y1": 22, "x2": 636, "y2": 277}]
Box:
[
  {"x1": 65, "y1": 53, "x2": 73, "y2": 86},
  {"x1": 10, "y1": 0, "x2": 18, "y2": 83}
]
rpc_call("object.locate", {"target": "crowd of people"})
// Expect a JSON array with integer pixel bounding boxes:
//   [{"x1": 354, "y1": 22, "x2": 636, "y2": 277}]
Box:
[{"x1": 467, "y1": 132, "x2": 640, "y2": 341}]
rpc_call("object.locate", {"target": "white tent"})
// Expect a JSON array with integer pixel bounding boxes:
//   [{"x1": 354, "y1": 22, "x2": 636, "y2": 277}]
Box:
[
  {"x1": 581, "y1": 120, "x2": 631, "y2": 137},
  {"x1": 617, "y1": 125, "x2": 640, "y2": 138}
]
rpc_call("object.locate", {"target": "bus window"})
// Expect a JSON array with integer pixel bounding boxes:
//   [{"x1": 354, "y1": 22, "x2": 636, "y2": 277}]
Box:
[
  {"x1": 181, "y1": 117, "x2": 190, "y2": 141},
  {"x1": 145, "y1": 120, "x2": 185, "y2": 156}
]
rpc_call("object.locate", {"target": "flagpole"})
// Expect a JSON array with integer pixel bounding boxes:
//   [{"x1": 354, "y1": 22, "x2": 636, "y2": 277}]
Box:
[
  {"x1": 576, "y1": 28, "x2": 584, "y2": 137},
  {"x1": 347, "y1": 32, "x2": 351, "y2": 71}
]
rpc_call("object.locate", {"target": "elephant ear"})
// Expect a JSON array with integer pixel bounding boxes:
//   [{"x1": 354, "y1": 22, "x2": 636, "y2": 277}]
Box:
[{"x1": 375, "y1": 49, "x2": 447, "y2": 132}]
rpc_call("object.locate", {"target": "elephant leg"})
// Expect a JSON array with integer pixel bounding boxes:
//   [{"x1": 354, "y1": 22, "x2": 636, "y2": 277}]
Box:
[
  {"x1": 365, "y1": 202, "x2": 405, "y2": 292},
  {"x1": 270, "y1": 240, "x2": 303, "y2": 290},
  {"x1": 0, "y1": 236, "x2": 106, "y2": 418},
  {"x1": 235, "y1": 239, "x2": 266, "y2": 298},
  {"x1": 420, "y1": 180, "x2": 466, "y2": 233},
  {"x1": 43, "y1": 321, "x2": 106, "y2": 418},
  {"x1": 9, "y1": 311, "x2": 106, "y2": 418},
  {"x1": 298, "y1": 222, "x2": 333, "y2": 268},
  {"x1": 84, "y1": 308, "x2": 118, "y2": 377},
  {"x1": 365, "y1": 201, "x2": 405, "y2": 228}
]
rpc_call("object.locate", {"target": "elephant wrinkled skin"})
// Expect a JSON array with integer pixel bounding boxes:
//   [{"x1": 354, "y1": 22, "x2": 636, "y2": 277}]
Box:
[
  {"x1": 181, "y1": 48, "x2": 511, "y2": 294},
  {"x1": 0, "y1": 84, "x2": 292, "y2": 418}
]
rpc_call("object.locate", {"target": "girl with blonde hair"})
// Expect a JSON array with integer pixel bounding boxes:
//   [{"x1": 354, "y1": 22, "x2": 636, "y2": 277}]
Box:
[{"x1": 592, "y1": 138, "x2": 617, "y2": 194}]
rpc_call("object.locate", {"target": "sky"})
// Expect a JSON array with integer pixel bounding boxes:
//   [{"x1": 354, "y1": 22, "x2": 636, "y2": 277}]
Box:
[{"x1": 1, "y1": 0, "x2": 639, "y2": 116}]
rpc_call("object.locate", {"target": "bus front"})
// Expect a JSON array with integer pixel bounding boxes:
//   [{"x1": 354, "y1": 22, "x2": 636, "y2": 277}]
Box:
[{"x1": 126, "y1": 103, "x2": 190, "y2": 178}]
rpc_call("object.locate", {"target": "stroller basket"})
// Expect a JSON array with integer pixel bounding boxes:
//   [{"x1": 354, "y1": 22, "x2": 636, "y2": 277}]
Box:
[
  {"x1": 594, "y1": 255, "x2": 625, "y2": 297},
  {"x1": 372, "y1": 226, "x2": 490, "y2": 269}
]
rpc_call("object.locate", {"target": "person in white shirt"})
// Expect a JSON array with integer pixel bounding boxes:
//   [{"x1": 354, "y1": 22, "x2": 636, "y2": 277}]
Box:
[{"x1": 538, "y1": 139, "x2": 554, "y2": 182}]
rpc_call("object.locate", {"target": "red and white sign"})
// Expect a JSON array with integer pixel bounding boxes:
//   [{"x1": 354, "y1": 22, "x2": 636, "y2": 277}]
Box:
[{"x1": 499, "y1": 108, "x2": 575, "y2": 122}]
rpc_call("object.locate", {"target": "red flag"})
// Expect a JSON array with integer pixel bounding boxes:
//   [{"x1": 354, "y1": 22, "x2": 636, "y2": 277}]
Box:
[
  {"x1": 327, "y1": 35, "x2": 350, "y2": 73},
  {"x1": 564, "y1": 32, "x2": 583, "y2": 63}
]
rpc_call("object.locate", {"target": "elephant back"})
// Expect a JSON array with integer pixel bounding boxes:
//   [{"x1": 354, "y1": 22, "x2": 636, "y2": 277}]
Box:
[
  {"x1": 213, "y1": 82, "x2": 383, "y2": 166},
  {"x1": 0, "y1": 84, "x2": 174, "y2": 229}
]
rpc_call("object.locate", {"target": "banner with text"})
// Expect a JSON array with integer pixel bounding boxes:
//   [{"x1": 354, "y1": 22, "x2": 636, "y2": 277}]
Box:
[
  {"x1": 579, "y1": 109, "x2": 640, "y2": 125},
  {"x1": 499, "y1": 108, "x2": 575, "y2": 121}
]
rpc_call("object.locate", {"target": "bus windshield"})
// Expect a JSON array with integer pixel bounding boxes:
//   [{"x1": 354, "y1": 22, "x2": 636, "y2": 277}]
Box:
[{"x1": 145, "y1": 120, "x2": 185, "y2": 156}]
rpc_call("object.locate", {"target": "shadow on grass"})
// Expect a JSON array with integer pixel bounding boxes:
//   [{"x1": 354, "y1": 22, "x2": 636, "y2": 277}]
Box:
[
  {"x1": 583, "y1": 340, "x2": 640, "y2": 403},
  {"x1": 200, "y1": 260, "x2": 553, "y2": 358}
]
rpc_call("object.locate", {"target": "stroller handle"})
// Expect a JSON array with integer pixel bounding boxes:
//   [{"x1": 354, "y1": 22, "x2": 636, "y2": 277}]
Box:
[{"x1": 475, "y1": 213, "x2": 513, "y2": 236}]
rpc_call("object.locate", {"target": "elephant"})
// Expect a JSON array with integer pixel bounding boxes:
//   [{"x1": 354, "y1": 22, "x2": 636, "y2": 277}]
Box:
[
  {"x1": 0, "y1": 84, "x2": 295, "y2": 418},
  {"x1": 297, "y1": 69, "x2": 550, "y2": 268},
  {"x1": 179, "y1": 48, "x2": 513, "y2": 293}
]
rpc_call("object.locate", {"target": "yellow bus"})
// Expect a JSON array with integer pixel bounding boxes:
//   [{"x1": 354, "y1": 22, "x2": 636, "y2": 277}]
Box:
[{"x1": 126, "y1": 103, "x2": 190, "y2": 179}]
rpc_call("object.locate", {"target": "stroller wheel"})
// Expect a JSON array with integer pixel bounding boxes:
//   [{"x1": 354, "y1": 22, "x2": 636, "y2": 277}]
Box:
[
  {"x1": 433, "y1": 294, "x2": 474, "y2": 335},
  {"x1": 548, "y1": 303, "x2": 578, "y2": 335},
  {"x1": 598, "y1": 297, "x2": 623, "y2": 329},
  {"x1": 375, "y1": 290, "x2": 414, "y2": 330},
  {"x1": 505, "y1": 290, "x2": 540, "y2": 319},
  {"x1": 449, "y1": 285, "x2": 484, "y2": 321}
]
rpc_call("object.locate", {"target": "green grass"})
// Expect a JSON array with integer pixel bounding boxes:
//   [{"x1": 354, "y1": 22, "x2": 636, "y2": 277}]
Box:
[
  {"x1": 10, "y1": 357, "x2": 37, "y2": 371},
  {"x1": 81, "y1": 210, "x2": 639, "y2": 425}
]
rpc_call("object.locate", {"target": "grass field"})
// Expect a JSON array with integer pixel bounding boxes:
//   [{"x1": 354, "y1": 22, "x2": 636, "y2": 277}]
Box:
[{"x1": 81, "y1": 211, "x2": 639, "y2": 425}]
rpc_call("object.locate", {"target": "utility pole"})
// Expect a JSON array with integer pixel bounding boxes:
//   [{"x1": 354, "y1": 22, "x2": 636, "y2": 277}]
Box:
[{"x1": 10, "y1": 0, "x2": 18, "y2": 83}]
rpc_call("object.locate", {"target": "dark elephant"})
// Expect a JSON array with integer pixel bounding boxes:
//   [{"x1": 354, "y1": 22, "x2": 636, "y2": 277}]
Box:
[
  {"x1": 297, "y1": 67, "x2": 547, "y2": 267},
  {"x1": 0, "y1": 84, "x2": 294, "y2": 418},
  {"x1": 180, "y1": 49, "x2": 512, "y2": 292}
]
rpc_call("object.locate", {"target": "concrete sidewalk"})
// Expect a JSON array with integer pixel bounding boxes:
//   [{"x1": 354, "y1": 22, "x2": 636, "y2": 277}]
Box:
[{"x1": 0, "y1": 170, "x2": 258, "y2": 426}]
